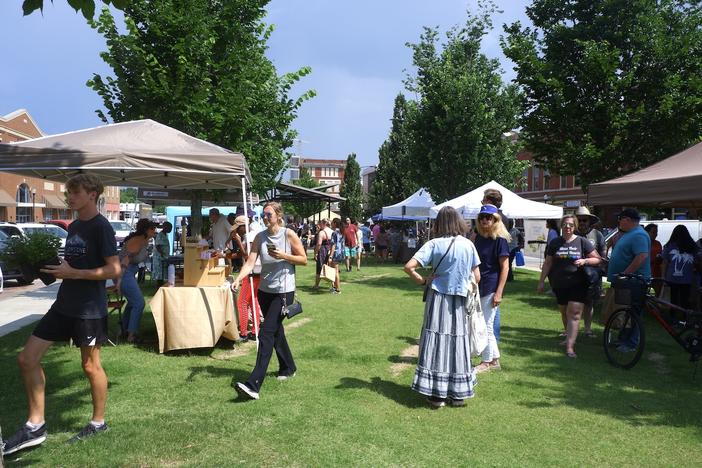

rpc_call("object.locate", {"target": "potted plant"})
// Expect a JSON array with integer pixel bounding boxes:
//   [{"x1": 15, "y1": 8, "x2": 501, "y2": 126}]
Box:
[{"x1": 0, "y1": 231, "x2": 62, "y2": 285}]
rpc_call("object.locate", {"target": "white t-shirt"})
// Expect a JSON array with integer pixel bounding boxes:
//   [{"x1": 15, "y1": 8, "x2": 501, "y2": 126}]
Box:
[{"x1": 211, "y1": 216, "x2": 232, "y2": 251}]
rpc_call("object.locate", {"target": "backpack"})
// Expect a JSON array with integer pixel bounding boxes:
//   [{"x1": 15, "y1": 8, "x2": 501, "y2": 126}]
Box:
[{"x1": 332, "y1": 230, "x2": 345, "y2": 262}]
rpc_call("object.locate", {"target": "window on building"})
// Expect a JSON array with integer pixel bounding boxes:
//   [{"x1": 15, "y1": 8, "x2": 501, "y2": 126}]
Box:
[
  {"x1": 560, "y1": 175, "x2": 568, "y2": 188},
  {"x1": 543, "y1": 169, "x2": 551, "y2": 188},
  {"x1": 16, "y1": 183, "x2": 31, "y2": 203},
  {"x1": 532, "y1": 166, "x2": 541, "y2": 191}
]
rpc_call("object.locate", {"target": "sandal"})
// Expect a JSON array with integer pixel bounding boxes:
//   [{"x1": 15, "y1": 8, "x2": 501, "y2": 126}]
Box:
[
  {"x1": 566, "y1": 351, "x2": 577, "y2": 359},
  {"x1": 584, "y1": 330, "x2": 596, "y2": 338},
  {"x1": 475, "y1": 362, "x2": 492, "y2": 373}
]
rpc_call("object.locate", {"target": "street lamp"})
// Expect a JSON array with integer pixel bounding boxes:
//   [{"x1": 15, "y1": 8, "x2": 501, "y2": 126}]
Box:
[{"x1": 31, "y1": 188, "x2": 37, "y2": 221}]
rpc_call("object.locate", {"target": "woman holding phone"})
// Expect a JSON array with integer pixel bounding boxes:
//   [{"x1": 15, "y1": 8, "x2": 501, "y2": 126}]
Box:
[{"x1": 231, "y1": 202, "x2": 307, "y2": 400}]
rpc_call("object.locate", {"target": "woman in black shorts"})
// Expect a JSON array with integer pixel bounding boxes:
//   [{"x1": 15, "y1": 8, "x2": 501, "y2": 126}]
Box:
[{"x1": 537, "y1": 214, "x2": 601, "y2": 358}]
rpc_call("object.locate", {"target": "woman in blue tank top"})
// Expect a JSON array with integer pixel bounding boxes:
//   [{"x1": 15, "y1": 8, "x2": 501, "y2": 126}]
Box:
[{"x1": 231, "y1": 202, "x2": 307, "y2": 400}]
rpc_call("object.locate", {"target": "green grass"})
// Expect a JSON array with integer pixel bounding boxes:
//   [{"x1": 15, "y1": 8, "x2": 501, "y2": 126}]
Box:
[{"x1": 1, "y1": 258, "x2": 701, "y2": 467}]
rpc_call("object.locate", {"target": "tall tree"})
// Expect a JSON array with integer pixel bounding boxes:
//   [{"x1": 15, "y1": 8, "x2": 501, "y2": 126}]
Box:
[
  {"x1": 405, "y1": 2, "x2": 525, "y2": 203},
  {"x1": 283, "y1": 168, "x2": 325, "y2": 219},
  {"x1": 367, "y1": 93, "x2": 419, "y2": 215},
  {"x1": 502, "y1": 0, "x2": 702, "y2": 188},
  {"x1": 88, "y1": 0, "x2": 314, "y2": 194},
  {"x1": 339, "y1": 153, "x2": 362, "y2": 222}
]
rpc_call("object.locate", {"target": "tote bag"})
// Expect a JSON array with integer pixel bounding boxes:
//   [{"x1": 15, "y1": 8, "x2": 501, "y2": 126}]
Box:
[
  {"x1": 320, "y1": 264, "x2": 336, "y2": 283},
  {"x1": 465, "y1": 279, "x2": 488, "y2": 356}
]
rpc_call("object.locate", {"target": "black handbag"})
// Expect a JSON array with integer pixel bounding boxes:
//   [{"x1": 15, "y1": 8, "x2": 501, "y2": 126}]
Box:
[
  {"x1": 422, "y1": 237, "x2": 456, "y2": 302},
  {"x1": 281, "y1": 228, "x2": 303, "y2": 319}
]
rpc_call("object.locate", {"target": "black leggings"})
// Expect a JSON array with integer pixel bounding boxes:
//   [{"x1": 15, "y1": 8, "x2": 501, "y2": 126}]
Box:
[
  {"x1": 245, "y1": 290, "x2": 297, "y2": 392},
  {"x1": 668, "y1": 282, "x2": 691, "y2": 310}
]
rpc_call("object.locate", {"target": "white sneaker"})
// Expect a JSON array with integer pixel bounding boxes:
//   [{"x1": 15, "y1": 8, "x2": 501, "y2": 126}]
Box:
[
  {"x1": 276, "y1": 372, "x2": 296, "y2": 381},
  {"x1": 235, "y1": 382, "x2": 259, "y2": 400}
]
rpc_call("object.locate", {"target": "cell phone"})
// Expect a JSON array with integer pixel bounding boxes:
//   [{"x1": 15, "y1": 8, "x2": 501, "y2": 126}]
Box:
[{"x1": 266, "y1": 242, "x2": 277, "y2": 251}]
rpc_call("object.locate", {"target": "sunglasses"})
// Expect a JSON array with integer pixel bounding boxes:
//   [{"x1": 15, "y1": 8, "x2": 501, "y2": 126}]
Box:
[
  {"x1": 478, "y1": 215, "x2": 494, "y2": 221},
  {"x1": 562, "y1": 222, "x2": 575, "y2": 228},
  {"x1": 263, "y1": 212, "x2": 274, "y2": 218},
  {"x1": 577, "y1": 218, "x2": 589, "y2": 223}
]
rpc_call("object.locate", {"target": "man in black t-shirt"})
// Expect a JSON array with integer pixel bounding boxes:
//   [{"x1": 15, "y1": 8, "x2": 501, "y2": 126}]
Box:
[{"x1": 2, "y1": 174, "x2": 121, "y2": 456}]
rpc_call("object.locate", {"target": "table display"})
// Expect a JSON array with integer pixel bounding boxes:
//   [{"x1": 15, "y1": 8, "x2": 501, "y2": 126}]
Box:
[{"x1": 150, "y1": 285, "x2": 238, "y2": 353}]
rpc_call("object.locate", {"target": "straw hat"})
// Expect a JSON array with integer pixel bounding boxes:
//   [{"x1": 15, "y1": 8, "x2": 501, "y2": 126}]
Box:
[{"x1": 574, "y1": 206, "x2": 599, "y2": 224}]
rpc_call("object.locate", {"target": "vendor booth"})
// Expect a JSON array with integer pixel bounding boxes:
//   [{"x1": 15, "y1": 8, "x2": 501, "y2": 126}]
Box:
[
  {"x1": 588, "y1": 141, "x2": 702, "y2": 208},
  {"x1": 0, "y1": 119, "x2": 255, "y2": 352},
  {"x1": 381, "y1": 188, "x2": 435, "y2": 220},
  {"x1": 429, "y1": 180, "x2": 563, "y2": 219}
]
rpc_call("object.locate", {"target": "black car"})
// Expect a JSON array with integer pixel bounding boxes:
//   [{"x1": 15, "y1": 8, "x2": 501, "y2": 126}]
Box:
[{"x1": 0, "y1": 229, "x2": 33, "y2": 285}]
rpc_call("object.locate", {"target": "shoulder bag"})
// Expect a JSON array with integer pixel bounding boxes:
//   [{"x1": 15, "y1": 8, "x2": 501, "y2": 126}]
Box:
[
  {"x1": 465, "y1": 278, "x2": 488, "y2": 356},
  {"x1": 281, "y1": 228, "x2": 303, "y2": 319},
  {"x1": 422, "y1": 237, "x2": 456, "y2": 302}
]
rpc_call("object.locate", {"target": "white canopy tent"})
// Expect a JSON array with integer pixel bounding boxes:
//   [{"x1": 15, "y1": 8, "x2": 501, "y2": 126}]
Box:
[
  {"x1": 381, "y1": 188, "x2": 435, "y2": 220},
  {"x1": 429, "y1": 180, "x2": 563, "y2": 219}
]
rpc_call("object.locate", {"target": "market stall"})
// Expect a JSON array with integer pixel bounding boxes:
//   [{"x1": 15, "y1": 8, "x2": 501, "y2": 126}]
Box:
[{"x1": 0, "y1": 119, "x2": 255, "y2": 352}]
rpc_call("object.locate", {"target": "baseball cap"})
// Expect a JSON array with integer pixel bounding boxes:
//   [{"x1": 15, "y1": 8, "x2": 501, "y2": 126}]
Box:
[
  {"x1": 617, "y1": 208, "x2": 641, "y2": 220},
  {"x1": 478, "y1": 204, "x2": 499, "y2": 216}
]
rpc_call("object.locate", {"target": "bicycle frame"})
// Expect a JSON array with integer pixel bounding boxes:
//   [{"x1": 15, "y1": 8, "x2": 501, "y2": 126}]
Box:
[{"x1": 643, "y1": 294, "x2": 702, "y2": 356}]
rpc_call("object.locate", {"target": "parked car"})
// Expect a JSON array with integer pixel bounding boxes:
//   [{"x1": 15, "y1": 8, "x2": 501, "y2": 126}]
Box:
[
  {"x1": 0, "y1": 222, "x2": 24, "y2": 239},
  {"x1": 109, "y1": 220, "x2": 133, "y2": 247},
  {"x1": 45, "y1": 219, "x2": 74, "y2": 231},
  {"x1": 18, "y1": 223, "x2": 68, "y2": 257},
  {"x1": 0, "y1": 226, "x2": 33, "y2": 285}
]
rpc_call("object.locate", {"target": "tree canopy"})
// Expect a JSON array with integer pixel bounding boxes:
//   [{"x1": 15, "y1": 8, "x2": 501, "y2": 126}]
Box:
[
  {"x1": 502, "y1": 0, "x2": 702, "y2": 188},
  {"x1": 367, "y1": 94, "x2": 419, "y2": 216},
  {"x1": 339, "y1": 153, "x2": 363, "y2": 222},
  {"x1": 88, "y1": 0, "x2": 315, "y2": 194},
  {"x1": 404, "y1": 3, "x2": 525, "y2": 203},
  {"x1": 23, "y1": 0, "x2": 128, "y2": 20}
]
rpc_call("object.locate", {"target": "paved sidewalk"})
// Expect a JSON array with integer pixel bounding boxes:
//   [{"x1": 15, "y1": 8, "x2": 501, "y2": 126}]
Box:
[{"x1": 0, "y1": 282, "x2": 60, "y2": 337}]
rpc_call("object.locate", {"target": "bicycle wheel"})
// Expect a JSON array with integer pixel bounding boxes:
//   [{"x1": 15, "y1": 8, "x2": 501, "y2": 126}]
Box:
[{"x1": 603, "y1": 307, "x2": 645, "y2": 369}]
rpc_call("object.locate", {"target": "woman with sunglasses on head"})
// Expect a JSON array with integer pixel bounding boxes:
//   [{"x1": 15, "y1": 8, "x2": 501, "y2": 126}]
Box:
[
  {"x1": 473, "y1": 205, "x2": 511, "y2": 373},
  {"x1": 231, "y1": 202, "x2": 307, "y2": 400},
  {"x1": 537, "y1": 214, "x2": 601, "y2": 358}
]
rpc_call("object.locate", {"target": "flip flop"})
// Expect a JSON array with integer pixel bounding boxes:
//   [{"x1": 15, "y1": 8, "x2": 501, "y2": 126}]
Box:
[{"x1": 566, "y1": 351, "x2": 577, "y2": 359}]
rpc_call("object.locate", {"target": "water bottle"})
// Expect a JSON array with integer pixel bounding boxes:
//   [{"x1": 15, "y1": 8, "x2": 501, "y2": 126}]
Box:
[{"x1": 167, "y1": 264, "x2": 175, "y2": 287}]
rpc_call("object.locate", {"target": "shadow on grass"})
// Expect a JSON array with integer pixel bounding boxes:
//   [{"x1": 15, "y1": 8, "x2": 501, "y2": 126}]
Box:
[
  {"x1": 498, "y1": 322, "x2": 702, "y2": 432},
  {"x1": 335, "y1": 376, "x2": 425, "y2": 408}
]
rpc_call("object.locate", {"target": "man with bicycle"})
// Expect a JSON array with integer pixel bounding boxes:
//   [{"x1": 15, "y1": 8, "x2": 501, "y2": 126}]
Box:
[{"x1": 607, "y1": 208, "x2": 651, "y2": 352}]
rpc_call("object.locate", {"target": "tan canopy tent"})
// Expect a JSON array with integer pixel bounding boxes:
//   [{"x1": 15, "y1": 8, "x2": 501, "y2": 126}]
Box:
[
  {"x1": 588, "y1": 141, "x2": 702, "y2": 207},
  {"x1": 0, "y1": 119, "x2": 251, "y2": 189}
]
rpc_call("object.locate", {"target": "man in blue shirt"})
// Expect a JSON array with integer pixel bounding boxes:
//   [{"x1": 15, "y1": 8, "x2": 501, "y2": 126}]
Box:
[
  {"x1": 607, "y1": 208, "x2": 651, "y2": 282},
  {"x1": 607, "y1": 208, "x2": 650, "y2": 352}
]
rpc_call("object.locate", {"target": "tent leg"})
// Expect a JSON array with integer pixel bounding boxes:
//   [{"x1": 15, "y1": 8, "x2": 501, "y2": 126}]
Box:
[{"x1": 240, "y1": 177, "x2": 259, "y2": 350}]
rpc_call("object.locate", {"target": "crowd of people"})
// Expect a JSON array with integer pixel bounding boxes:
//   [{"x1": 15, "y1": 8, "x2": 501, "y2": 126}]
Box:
[{"x1": 4, "y1": 172, "x2": 702, "y2": 455}]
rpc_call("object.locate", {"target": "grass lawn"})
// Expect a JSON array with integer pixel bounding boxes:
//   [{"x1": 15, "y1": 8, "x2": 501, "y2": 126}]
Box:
[{"x1": 1, "y1": 257, "x2": 701, "y2": 466}]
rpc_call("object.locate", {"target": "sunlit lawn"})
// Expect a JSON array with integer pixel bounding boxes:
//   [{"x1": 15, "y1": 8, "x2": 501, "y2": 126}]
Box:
[{"x1": 1, "y1": 256, "x2": 701, "y2": 466}]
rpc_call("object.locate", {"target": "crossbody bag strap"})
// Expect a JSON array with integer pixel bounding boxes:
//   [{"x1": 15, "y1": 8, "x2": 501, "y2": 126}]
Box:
[{"x1": 433, "y1": 236, "x2": 456, "y2": 273}]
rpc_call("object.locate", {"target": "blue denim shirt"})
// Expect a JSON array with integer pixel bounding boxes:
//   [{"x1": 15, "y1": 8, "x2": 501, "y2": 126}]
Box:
[{"x1": 413, "y1": 236, "x2": 481, "y2": 297}]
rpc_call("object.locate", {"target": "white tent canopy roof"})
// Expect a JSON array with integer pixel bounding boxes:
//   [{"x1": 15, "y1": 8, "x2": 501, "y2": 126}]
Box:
[
  {"x1": 382, "y1": 188, "x2": 435, "y2": 220},
  {"x1": 0, "y1": 119, "x2": 251, "y2": 189},
  {"x1": 429, "y1": 180, "x2": 563, "y2": 219}
]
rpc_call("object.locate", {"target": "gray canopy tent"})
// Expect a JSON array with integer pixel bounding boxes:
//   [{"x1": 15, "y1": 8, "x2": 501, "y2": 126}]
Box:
[
  {"x1": 588, "y1": 141, "x2": 702, "y2": 208},
  {"x1": 0, "y1": 119, "x2": 263, "y2": 342}
]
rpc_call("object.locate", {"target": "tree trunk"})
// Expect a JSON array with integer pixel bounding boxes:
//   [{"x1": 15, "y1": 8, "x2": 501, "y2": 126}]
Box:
[{"x1": 191, "y1": 190, "x2": 203, "y2": 238}]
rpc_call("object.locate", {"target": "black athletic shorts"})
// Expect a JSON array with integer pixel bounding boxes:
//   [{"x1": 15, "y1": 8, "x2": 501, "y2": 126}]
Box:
[
  {"x1": 552, "y1": 285, "x2": 588, "y2": 306},
  {"x1": 33, "y1": 306, "x2": 109, "y2": 347}
]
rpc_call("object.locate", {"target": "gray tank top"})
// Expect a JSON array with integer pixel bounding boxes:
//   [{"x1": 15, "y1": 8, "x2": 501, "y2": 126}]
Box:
[
  {"x1": 257, "y1": 227, "x2": 295, "y2": 293},
  {"x1": 119, "y1": 240, "x2": 149, "y2": 265}
]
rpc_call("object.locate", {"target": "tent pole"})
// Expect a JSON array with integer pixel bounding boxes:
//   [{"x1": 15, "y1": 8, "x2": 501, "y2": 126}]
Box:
[{"x1": 240, "y1": 177, "x2": 259, "y2": 350}]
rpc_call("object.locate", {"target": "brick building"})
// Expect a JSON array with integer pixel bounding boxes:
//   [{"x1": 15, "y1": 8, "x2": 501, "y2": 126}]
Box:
[
  {"x1": 297, "y1": 157, "x2": 346, "y2": 193},
  {"x1": 0, "y1": 109, "x2": 121, "y2": 222}
]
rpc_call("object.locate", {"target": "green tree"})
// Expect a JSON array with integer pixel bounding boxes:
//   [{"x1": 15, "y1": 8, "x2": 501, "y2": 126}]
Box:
[
  {"x1": 405, "y1": 3, "x2": 525, "y2": 203},
  {"x1": 367, "y1": 93, "x2": 419, "y2": 215},
  {"x1": 23, "y1": 0, "x2": 128, "y2": 20},
  {"x1": 339, "y1": 153, "x2": 362, "y2": 222},
  {"x1": 502, "y1": 0, "x2": 702, "y2": 188},
  {"x1": 88, "y1": 0, "x2": 315, "y2": 194},
  {"x1": 120, "y1": 187, "x2": 136, "y2": 203},
  {"x1": 283, "y1": 168, "x2": 325, "y2": 219}
]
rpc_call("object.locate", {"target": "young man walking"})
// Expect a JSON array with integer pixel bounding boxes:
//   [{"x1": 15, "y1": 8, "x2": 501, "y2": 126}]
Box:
[
  {"x1": 342, "y1": 217, "x2": 359, "y2": 272},
  {"x1": 2, "y1": 174, "x2": 121, "y2": 456}
]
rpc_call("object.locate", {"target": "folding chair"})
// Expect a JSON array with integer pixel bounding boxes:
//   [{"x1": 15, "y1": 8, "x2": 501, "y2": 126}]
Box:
[{"x1": 106, "y1": 285, "x2": 126, "y2": 346}]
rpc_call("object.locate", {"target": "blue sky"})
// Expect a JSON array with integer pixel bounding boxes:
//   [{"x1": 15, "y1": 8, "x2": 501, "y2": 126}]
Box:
[{"x1": 0, "y1": 0, "x2": 530, "y2": 169}]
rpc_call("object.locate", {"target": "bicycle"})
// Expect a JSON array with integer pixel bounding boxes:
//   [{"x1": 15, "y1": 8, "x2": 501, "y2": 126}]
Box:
[{"x1": 603, "y1": 273, "x2": 702, "y2": 371}]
